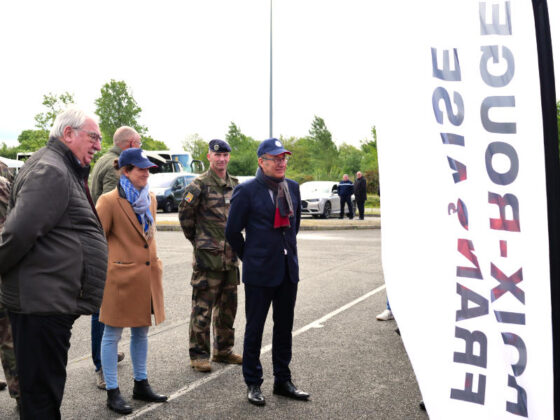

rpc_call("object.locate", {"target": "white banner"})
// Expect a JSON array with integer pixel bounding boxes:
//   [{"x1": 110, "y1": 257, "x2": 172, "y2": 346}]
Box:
[{"x1": 377, "y1": 1, "x2": 554, "y2": 419}]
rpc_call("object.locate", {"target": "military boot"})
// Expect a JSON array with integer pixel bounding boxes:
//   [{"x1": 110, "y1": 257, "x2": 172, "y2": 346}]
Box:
[
  {"x1": 190, "y1": 359, "x2": 211, "y2": 372},
  {"x1": 212, "y1": 352, "x2": 242, "y2": 364}
]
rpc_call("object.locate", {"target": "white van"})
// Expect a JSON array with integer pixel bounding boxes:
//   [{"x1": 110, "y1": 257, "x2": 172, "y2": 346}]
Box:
[{"x1": 148, "y1": 150, "x2": 204, "y2": 173}]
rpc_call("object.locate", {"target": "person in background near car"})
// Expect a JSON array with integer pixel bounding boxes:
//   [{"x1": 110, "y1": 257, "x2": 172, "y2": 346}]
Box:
[
  {"x1": 337, "y1": 174, "x2": 354, "y2": 219},
  {"x1": 96, "y1": 148, "x2": 167, "y2": 415},
  {"x1": 0, "y1": 161, "x2": 20, "y2": 413},
  {"x1": 226, "y1": 138, "x2": 310, "y2": 407},
  {"x1": 354, "y1": 171, "x2": 367, "y2": 220},
  {"x1": 178, "y1": 139, "x2": 242, "y2": 373},
  {"x1": 0, "y1": 108, "x2": 108, "y2": 419},
  {"x1": 89, "y1": 126, "x2": 140, "y2": 388}
]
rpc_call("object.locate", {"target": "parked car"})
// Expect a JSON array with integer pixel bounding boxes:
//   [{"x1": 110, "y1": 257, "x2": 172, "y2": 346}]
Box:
[
  {"x1": 149, "y1": 172, "x2": 197, "y2": 213},
  {"x1": 300, "y1": 181, "x2": 356, "y2": 218}
]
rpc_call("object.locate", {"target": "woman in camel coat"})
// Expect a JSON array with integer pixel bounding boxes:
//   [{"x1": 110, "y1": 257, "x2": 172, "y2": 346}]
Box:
[{"x1": 96, "y1": 148, "x2": 167, "y2": 415}]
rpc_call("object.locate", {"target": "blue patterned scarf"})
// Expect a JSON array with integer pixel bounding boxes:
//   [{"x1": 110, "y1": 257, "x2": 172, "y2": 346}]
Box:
[{"x1": 120, "y1": 175, "x2": 153, "y2": 233}]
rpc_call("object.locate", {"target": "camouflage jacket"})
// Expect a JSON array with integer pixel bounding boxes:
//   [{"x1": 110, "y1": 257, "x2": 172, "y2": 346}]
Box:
[
  {"x1": 90, "y1": 145, "x2": 121, "y2": 204},
  {"x1": 178, "y1": 169, "x2": 239, "y2": 271}
]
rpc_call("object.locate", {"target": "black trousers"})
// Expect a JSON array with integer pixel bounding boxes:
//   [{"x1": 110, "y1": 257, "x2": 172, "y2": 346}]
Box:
[
  {"x1": 9, "y1": 312, "x2": 77, "y2": 420},
  {"x1": 356, "y1": 199, "x2": 365, "y2": 219},
  {"x1": 339, "y1": 195, "x2": 353, "y2": 219},
  {"x1": 243, "y1": 278, "x2": 298, "y2": 386}
]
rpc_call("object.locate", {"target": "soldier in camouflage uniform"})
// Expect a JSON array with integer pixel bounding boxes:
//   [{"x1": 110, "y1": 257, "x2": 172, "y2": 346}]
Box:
[
  {"x1": 0, "y1": 161, "x2": 20, "y2": 408},
  {"x1": 178, "y1": 139, "x2": 242, "y2": 372}
]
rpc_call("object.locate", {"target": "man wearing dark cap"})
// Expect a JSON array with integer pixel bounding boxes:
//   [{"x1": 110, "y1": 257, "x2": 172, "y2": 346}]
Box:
[
  {"x1": 179, "y1": 139, "x2": 242, "y2": 373},
  {"x1": 226, "y1": 138, "x2": 310, "y2": 406}
]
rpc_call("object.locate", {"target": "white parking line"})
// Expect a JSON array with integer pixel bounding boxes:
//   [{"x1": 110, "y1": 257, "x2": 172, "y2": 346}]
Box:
[{"x1": 125, "y1": 284, "x2": 386, "y2": 418}]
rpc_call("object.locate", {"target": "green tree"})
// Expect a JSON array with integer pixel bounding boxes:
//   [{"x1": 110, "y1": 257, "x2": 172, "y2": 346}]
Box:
[
  {"x1": 283, "y1": 136, "x2": 314, "y2": 183},
  {"x1": 94, "y1": 79, "x2": 146, "y2": 147},
  {"x1": 141, "y1": 135, "x2": 168, "y2": 151},
  {"x1": 34, "y1": 92, "x2": 75, "y2": 131},
  {"x1": 338, "y1": 143, "x2": 362, "y2": 175},
  {"x1": 360, "y1": 125, "x2": 379, "y2": 194},
  {"x1": 17, "y1": 129, "x2": 49, "y2": 152},
  {"x1": 307, "y1": 116, "x2": 338, "y2": 178},
  {"x1": 183, "y1": 133, "x2": 209, "y2": 167},
  {"x1": 225, "y1": 122, "x2": 259, "y2": 175},
  {"x1": 0, "y1": 143, "x2": 18, "y2": 159}
]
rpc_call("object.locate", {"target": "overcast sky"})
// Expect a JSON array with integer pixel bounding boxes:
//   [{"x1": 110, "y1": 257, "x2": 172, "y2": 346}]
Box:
[{"x1": 1, "y1": 0, "x2": 559, "y2": 150}]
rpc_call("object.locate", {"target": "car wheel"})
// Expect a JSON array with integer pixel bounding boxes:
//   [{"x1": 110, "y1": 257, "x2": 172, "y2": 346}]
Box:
[
  {"x1": 321, "y1": 202, "x2": 331, "y2": 219},
  {"x1": 163, "y1": 198, "x2": 174, "y2": 213}
]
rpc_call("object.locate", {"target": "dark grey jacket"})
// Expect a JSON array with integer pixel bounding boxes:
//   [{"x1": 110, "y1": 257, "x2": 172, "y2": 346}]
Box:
[
  {"x1": 354, "y1": 177, "x2": 367, "y2": 202},
  {"x1": 0, "y1": 138, "x2": 108, "y2": 315}
]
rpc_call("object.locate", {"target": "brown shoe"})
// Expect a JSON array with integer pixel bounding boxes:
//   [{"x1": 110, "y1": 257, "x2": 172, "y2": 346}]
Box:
[
  {"x1": 212, "y1": 352, "x2": 242, "y2": 364},
  {"x1": 190, "y1": 359, "x2": 211, "y2": 372},
  {"x1": 96, "y1": 369, "x2": 106, "y2": 390}
]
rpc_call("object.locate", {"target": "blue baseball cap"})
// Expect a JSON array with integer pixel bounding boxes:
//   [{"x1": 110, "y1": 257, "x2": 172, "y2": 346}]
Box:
[
  {"x1": 208, "y1": 139, "x2": 232, "y2": 153},
  {"x1": 257, "y1": 138, "x2": 291, "y2": 157},
  {"x1": 118, "y1": 148, "x2": 157, "y2": 169}
]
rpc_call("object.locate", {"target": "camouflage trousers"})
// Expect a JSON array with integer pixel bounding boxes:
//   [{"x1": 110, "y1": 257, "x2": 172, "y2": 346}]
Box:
[
  {"x1": 0, "y1": 304, "x2": 19, "y2": 399},
  {"x1": 189, "y1": 268, "x2": 239, "y2": 360}
]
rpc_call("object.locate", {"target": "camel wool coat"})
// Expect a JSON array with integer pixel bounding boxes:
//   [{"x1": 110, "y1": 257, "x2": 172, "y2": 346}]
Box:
[{"x1": 97, "y1": 188, "x2": 165, "y2": 327}]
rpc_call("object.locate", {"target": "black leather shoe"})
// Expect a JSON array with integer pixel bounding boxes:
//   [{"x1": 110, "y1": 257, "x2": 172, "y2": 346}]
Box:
[
  {"x1": 133, "y1": 379, "x2": 168, "y2": 403},
  {"x1": 247, "y1": 385, "x2": 266, "y2": 406},
  {"x1": 273, "y1": 380, "x2": 310, "y2": 401},
  {"x1": 107, "y1": 388, "x2": 133, "y2": 414}
]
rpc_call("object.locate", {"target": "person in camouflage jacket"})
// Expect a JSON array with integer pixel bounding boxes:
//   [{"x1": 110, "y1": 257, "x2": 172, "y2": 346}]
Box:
[
  {"x1": 0, "y1": 161, "x2": 20, "y2": 409},
  {"x1": 178, "y1": 139, "x2": 242, "y2": 373}
]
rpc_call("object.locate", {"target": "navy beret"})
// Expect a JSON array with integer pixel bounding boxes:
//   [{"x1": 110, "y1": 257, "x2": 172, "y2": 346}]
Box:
[{"x1": 208, "y1": 139, "x2": 231, "y2": 153}]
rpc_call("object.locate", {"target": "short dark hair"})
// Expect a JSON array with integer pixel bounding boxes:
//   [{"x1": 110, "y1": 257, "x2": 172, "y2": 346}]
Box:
[{"x1": 113, "y1": 158, "x2": 134, "y2": 173}]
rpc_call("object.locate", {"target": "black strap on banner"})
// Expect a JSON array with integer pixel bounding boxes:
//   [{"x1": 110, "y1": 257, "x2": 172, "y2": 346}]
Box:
[{"x1": 532, "y1": 0, "x2": 560, "y2": 417}]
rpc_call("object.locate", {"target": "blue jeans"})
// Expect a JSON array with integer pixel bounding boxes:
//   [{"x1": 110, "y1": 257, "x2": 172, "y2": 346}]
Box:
[
  {"x1": 91, "y1": 313, "x2": 104, "y2": 371},
  {"x1": 101, "y1": 325, "x2": 149, "y2": 390}
]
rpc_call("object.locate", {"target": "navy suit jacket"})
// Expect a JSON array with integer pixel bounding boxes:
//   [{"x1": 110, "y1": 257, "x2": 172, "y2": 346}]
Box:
[{"x1": 225, "y1": 177, "x2": 301, "y2": 287}]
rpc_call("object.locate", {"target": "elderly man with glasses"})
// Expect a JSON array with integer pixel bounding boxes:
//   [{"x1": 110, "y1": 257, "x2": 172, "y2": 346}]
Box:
[
  {"x1": 89, "y1": 125, "x2": 142, "y2": 388},
  {"x1": 0, "y1": 108, "x2": 108, "y2": 419},
  {"x1": 226, "y1": 138, "x2": 310, "y2": 407}
]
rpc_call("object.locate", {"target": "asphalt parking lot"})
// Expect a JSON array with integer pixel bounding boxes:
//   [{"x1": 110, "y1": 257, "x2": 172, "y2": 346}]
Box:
[{"x1": 0, "y1": 229, "x2": 426, "y2": 420}]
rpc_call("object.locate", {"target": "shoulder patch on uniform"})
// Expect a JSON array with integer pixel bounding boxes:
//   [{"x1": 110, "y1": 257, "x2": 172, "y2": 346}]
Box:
[{"x1": 184, "y1": 192, "x2": 194, "y2": 203}]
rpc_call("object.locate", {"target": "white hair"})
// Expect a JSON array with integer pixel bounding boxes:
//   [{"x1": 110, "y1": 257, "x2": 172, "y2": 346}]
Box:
[{"x1": 49, "y1": 107, "x2": 97, "y2": 139}]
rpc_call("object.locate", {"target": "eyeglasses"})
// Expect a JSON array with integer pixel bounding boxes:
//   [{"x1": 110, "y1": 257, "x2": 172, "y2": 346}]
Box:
[
  {"x1": 77, "y1": 129, "x2": 102, "y2": 144},
  {"x1": 131, "y1": 139, "x2": 142, "y2": 147},
  {"x1": 261, "y1": 156, "x2": 290, "y2": 164}
]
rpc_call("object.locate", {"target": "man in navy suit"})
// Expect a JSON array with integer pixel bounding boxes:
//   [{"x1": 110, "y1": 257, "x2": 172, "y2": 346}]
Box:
[{"x1": 226, "y1": 138, "x2": 310, "y2": 406}]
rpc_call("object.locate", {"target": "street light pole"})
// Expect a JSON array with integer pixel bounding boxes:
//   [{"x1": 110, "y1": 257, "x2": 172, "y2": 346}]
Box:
[{"x1": 269, "y1": 0, "x2": 273, "y2": 138}]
